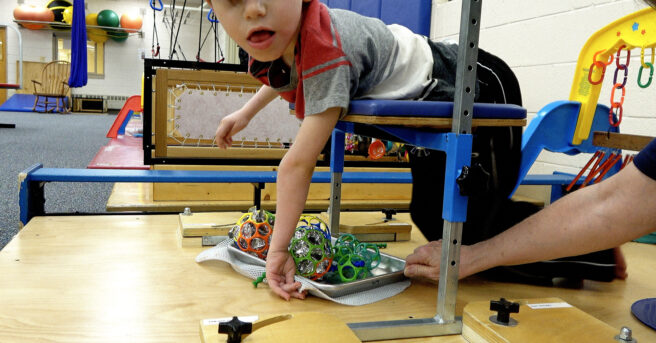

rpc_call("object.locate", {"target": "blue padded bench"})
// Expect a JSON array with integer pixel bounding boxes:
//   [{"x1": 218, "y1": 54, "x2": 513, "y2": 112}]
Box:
[
  {"x1": 347, "y1": 100, "x2": 527, "y2": 120},
  {"x1": 17, "y1": 164, "x2": 413, "y2": 227},
  {"x1": 18, "y1": 163, "x2": 581, "y2": 228}
]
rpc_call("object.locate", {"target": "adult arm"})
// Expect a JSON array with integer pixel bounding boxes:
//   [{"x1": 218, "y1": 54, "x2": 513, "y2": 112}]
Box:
[
  {"x1": 265, "y1": 107, "x2": 341, "y2": 300},
  {"x1": 405, "y1": 163, "x2": 656, "y2": 282}
]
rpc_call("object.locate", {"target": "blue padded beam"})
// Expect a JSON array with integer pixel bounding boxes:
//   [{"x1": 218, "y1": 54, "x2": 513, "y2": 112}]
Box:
[
  {"x1": 24, "y1": 167, "x2": 412, "y2": 184},
  {"x1": 319, "y1": 0, "x2": 431, "y2": 37},
  {"x1": 348, "y1": 100, "x2": 527, "y2": 119},
  {"x1": 17, "y1": 164, "x2": 413, "y2": 225}
]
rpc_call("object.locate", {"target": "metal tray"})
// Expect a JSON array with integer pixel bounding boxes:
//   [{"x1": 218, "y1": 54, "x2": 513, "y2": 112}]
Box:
[{"x1": 227, "y1": 244, "x2": 407, "y2": 298}]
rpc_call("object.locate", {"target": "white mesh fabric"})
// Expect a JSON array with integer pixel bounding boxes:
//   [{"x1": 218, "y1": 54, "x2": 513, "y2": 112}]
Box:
[{"x1": 196, "y1": 239, "x2": 411, "y2": 306}]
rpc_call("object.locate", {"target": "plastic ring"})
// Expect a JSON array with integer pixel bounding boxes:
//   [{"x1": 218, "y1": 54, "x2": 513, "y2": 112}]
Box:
[
  {"x1": 588, "y1": 60, "x2": 607, "y2": 85},
  {"x1": 638, "y1": 62, "x2": 654, "y2": 88}
]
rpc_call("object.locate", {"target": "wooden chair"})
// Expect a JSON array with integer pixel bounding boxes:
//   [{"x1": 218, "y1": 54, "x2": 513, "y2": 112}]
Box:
[{"x1": 31, "y1": 60, "x2": 70, "y2": 113}]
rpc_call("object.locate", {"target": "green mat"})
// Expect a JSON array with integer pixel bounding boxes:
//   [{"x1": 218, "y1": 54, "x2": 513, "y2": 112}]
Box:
[{"x1": 634, "y1": 232, "x2": 656, "y2": 244}]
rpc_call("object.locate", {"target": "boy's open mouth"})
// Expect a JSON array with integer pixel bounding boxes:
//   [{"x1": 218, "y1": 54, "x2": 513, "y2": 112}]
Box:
[{"x1": 248, "y1": 30, "x2": 275, "y2": 43}]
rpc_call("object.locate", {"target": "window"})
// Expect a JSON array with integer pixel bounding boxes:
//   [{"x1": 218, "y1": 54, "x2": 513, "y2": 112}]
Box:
[{"x1": 54, "y1": 36, "x2": 104, "y2": 77}]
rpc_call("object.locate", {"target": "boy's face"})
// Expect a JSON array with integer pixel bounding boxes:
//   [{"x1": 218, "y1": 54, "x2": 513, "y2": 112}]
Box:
[{"x1": 208, "y1": 0, "x2": 309, "y2": 63}]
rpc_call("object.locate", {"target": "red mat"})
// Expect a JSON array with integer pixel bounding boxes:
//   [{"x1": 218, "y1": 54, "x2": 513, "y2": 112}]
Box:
[{"x1": 87, "y1": 136, "x2": 148, "y2": 170}]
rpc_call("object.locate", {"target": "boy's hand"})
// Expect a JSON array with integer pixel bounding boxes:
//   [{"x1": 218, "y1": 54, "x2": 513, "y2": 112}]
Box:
[
  {"x1": 265, "y1": 250, "x2": 306, "y2": 300},
  {"x1": 214, "y1": 110, "x2": 251, "y2": 149}
]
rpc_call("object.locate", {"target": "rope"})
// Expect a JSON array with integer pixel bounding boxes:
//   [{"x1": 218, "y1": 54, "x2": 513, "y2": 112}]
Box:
[
  {"x1": 196, "y1": 2, "x2": 203, "y2": 62},
  {"x1": 151, "y1": 0, "x2": 160, "y2": 58},
  {"x1": 171, "y1": 0, "x2": 188, "y2": 60},
  {"x1": 168, "y1": 0, "x2": 176, "y2": 59}
]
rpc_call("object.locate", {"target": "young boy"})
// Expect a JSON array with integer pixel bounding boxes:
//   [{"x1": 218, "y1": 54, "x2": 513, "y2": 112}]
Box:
[{"x1": 208, "y1": 0, "x2": 519, "y2": 300}]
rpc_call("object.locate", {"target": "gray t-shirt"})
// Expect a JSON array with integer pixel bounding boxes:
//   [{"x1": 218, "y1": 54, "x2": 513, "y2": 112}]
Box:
[{"x1": 265, "y1": 8, "x2": 435, "y2": 117}]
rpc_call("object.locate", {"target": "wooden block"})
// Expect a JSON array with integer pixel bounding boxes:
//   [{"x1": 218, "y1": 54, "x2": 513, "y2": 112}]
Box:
[
  {"x1": 178, "y1": 211, "x2": 243, "y2": 237},
  {"x1": 106, "y1": 182, "x2": 410, "y2": 213},
  {"x1": 592, "y1": 131, "x2": 652, "y2": 151},
  {"x1": 199, "y1": 312, "x2": 360, "y2": 343},
  {"x1": 462, "y1": 297, "x2": 619, "y2": 343},
  {"x1": 320, "y1": 212, "x2": 412, "y2": 241},
  {"x1": 176, "y1": 224, "x2": 202, "y2": 247},
  {"x1": 151, "y1": 165, "x2": 411, "y2": 202}
]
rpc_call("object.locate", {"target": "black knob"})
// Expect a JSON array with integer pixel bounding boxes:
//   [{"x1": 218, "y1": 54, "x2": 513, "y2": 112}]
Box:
[
  {"x1": 218, "y1": 316, "x2": 253, "y2": 343},
  {"x1": 490, "y1": 298, "x2": 520, "y2": 325},
  {"x1": 456, "y1": 163, "x2": 491, "y2": 196},
  {"x1": 382, "y1": 208, "x2": 397, "y2": 220}
]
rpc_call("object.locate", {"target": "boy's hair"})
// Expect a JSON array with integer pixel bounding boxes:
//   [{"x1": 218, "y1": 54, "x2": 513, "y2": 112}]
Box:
[{"x1": 644, "y1": 0, "x2": 656, "y2": 8}]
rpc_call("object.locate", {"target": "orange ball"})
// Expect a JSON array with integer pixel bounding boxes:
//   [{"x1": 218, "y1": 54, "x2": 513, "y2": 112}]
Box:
[
  {"x1": 120, "y1": 13, "x2": 142, "y2": 33},
  {"x1": 13, "y1": 5, "x2": 55, "y2": 30}
]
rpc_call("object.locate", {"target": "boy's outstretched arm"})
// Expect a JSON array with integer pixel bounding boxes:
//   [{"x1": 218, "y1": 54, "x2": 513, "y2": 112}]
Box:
[
  {"x1": 404, "y1": 163, "x2": 656, "y2": 282},
  {"x1": 266, "y1": 107, "x2": 341, "y2": 300},
  {"x1": 215, "y1": 85, "x2": 279, "y2": 148}
]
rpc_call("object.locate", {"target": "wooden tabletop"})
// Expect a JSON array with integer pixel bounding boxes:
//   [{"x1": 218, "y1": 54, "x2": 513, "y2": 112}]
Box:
[{"x1": 1, "y1": 214, "x2": 654, "y2": 342}]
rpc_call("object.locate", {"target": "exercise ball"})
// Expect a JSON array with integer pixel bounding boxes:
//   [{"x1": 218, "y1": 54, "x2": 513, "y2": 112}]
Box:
[
  {"x1": 120, "y1": 13, "x2": 143, "y2": 33},
  {"x1": 13, "y1": 5, "x2": 54, "y2": 30},
  {"x1": 111, "y1": 30, "x2": 128, "y2": 42},
  {"x1": 46, "y1": 0, "x2": 72, "y2": 30},
  {"x1": 85, "y1": 13, "x2": 108, "y2": 44},
  {"x1": 97, "y1": 10, "x2": 120, "y2": 29},
  {"x1": 62, "y1": 6, "x2": 73, "y2": 25}
]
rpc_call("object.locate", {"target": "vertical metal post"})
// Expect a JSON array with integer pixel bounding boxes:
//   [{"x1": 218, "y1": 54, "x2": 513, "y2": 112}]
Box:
[
  {"x1": 329, "y1": 129, "x2": 345, "y2": 236},
  {"x1": 436, "y1": 0, "x2": 482, "y2": 324},
  {"x1": 347, "y1": 1, "x2": 483, "y2": 340},
  {"x1": 436, "y1": 133, "x2": 472, "y2": 322},
  {"x1": 452, "y1": 0, "x2": 481, "y2": 135}
]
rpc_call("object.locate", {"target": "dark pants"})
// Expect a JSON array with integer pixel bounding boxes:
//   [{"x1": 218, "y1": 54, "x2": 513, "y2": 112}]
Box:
[{"x1": 410, "y1": 42, "x2": 616, "y2": 284}]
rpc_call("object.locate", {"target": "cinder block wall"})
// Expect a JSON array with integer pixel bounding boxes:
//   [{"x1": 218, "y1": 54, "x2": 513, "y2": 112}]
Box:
[{"x1": 431, "y1": 0, "x2": 655, "y2": 176}]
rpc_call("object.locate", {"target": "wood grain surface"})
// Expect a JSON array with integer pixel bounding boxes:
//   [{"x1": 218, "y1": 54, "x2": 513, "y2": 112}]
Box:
[{"x1": 1, "y1": 214, "x2": 654, "y2": 342}]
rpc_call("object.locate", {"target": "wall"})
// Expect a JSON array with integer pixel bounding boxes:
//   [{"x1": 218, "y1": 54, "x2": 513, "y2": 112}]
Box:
[
  {"x1": 431, "y1": 0, "x2": 656, "y2": 177},
  {"x1": 1, "y1": 0, "x2": 234, "y2": 101}
]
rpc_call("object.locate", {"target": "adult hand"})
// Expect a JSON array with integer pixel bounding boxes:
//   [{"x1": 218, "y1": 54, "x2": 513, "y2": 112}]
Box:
[
  {"x1": 403, "y1": 240, "x2": 443, "y2": 283},
  {"x1": 214, "y1": 110, "x2": 251, "y2": 149},
  {"x1": 404, "y1": 240, "x2": 475, "y2": 282},
  {"x1": 265, "y1": 250, "x2": 307, "y2": 300}
]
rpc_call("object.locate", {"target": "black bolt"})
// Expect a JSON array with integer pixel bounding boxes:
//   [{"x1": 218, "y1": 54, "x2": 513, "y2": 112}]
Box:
[
  {"x1": 218, "y1": 316, "x2": 253, "y2": 343},
  {"x1": 490, "y1": 298, "x2": 520, "y2": 325}
]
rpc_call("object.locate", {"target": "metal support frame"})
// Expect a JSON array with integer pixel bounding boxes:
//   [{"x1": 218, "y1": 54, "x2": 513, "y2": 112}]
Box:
[
  {"x1": 329, "y1": 1, "x2": 483, "y2": 340},
  {"x1": 328, "y1": 129, "x2": 345, "y2": 236}
]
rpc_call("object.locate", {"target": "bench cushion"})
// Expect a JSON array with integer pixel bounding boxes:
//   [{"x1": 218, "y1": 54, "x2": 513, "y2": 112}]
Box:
[{"x1": 348, "y1": 100, "x2": 527, "y2": 119}]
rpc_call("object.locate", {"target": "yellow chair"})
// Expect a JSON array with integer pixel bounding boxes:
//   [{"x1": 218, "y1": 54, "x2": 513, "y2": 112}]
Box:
[{"x1": 31, "y1": 60, "x2": 71, "y2": 113}]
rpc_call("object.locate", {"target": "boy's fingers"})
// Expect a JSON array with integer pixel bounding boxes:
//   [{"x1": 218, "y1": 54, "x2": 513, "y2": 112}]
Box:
[
  {"x1": 281, "y1": 281, "x2": 301, "y2": 293},
  {"x1": 268, "y1": 279, "x2": 291, "y2": 301},
  {"x1": 289, "y1": 289, "x2": 307, "y2": 300}
]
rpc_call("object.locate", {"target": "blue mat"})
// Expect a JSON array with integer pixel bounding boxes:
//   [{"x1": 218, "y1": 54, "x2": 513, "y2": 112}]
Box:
[{"x1": 0, "y1": 94, "x2": 69, "y2": 112}]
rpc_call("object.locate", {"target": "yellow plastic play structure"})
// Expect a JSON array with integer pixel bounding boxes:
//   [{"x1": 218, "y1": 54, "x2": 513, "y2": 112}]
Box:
[{"x1": 570, "y1": 7, "x2": 656, "y2": 145}]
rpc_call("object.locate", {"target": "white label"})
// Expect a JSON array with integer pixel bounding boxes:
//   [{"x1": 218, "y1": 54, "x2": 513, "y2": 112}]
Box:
[
  {"x1": 527, "y1": 302, "x2": 572, "y2": 309},
  {"x1": 203, "y1": 315, "x2": 259, "y2": 326}
]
